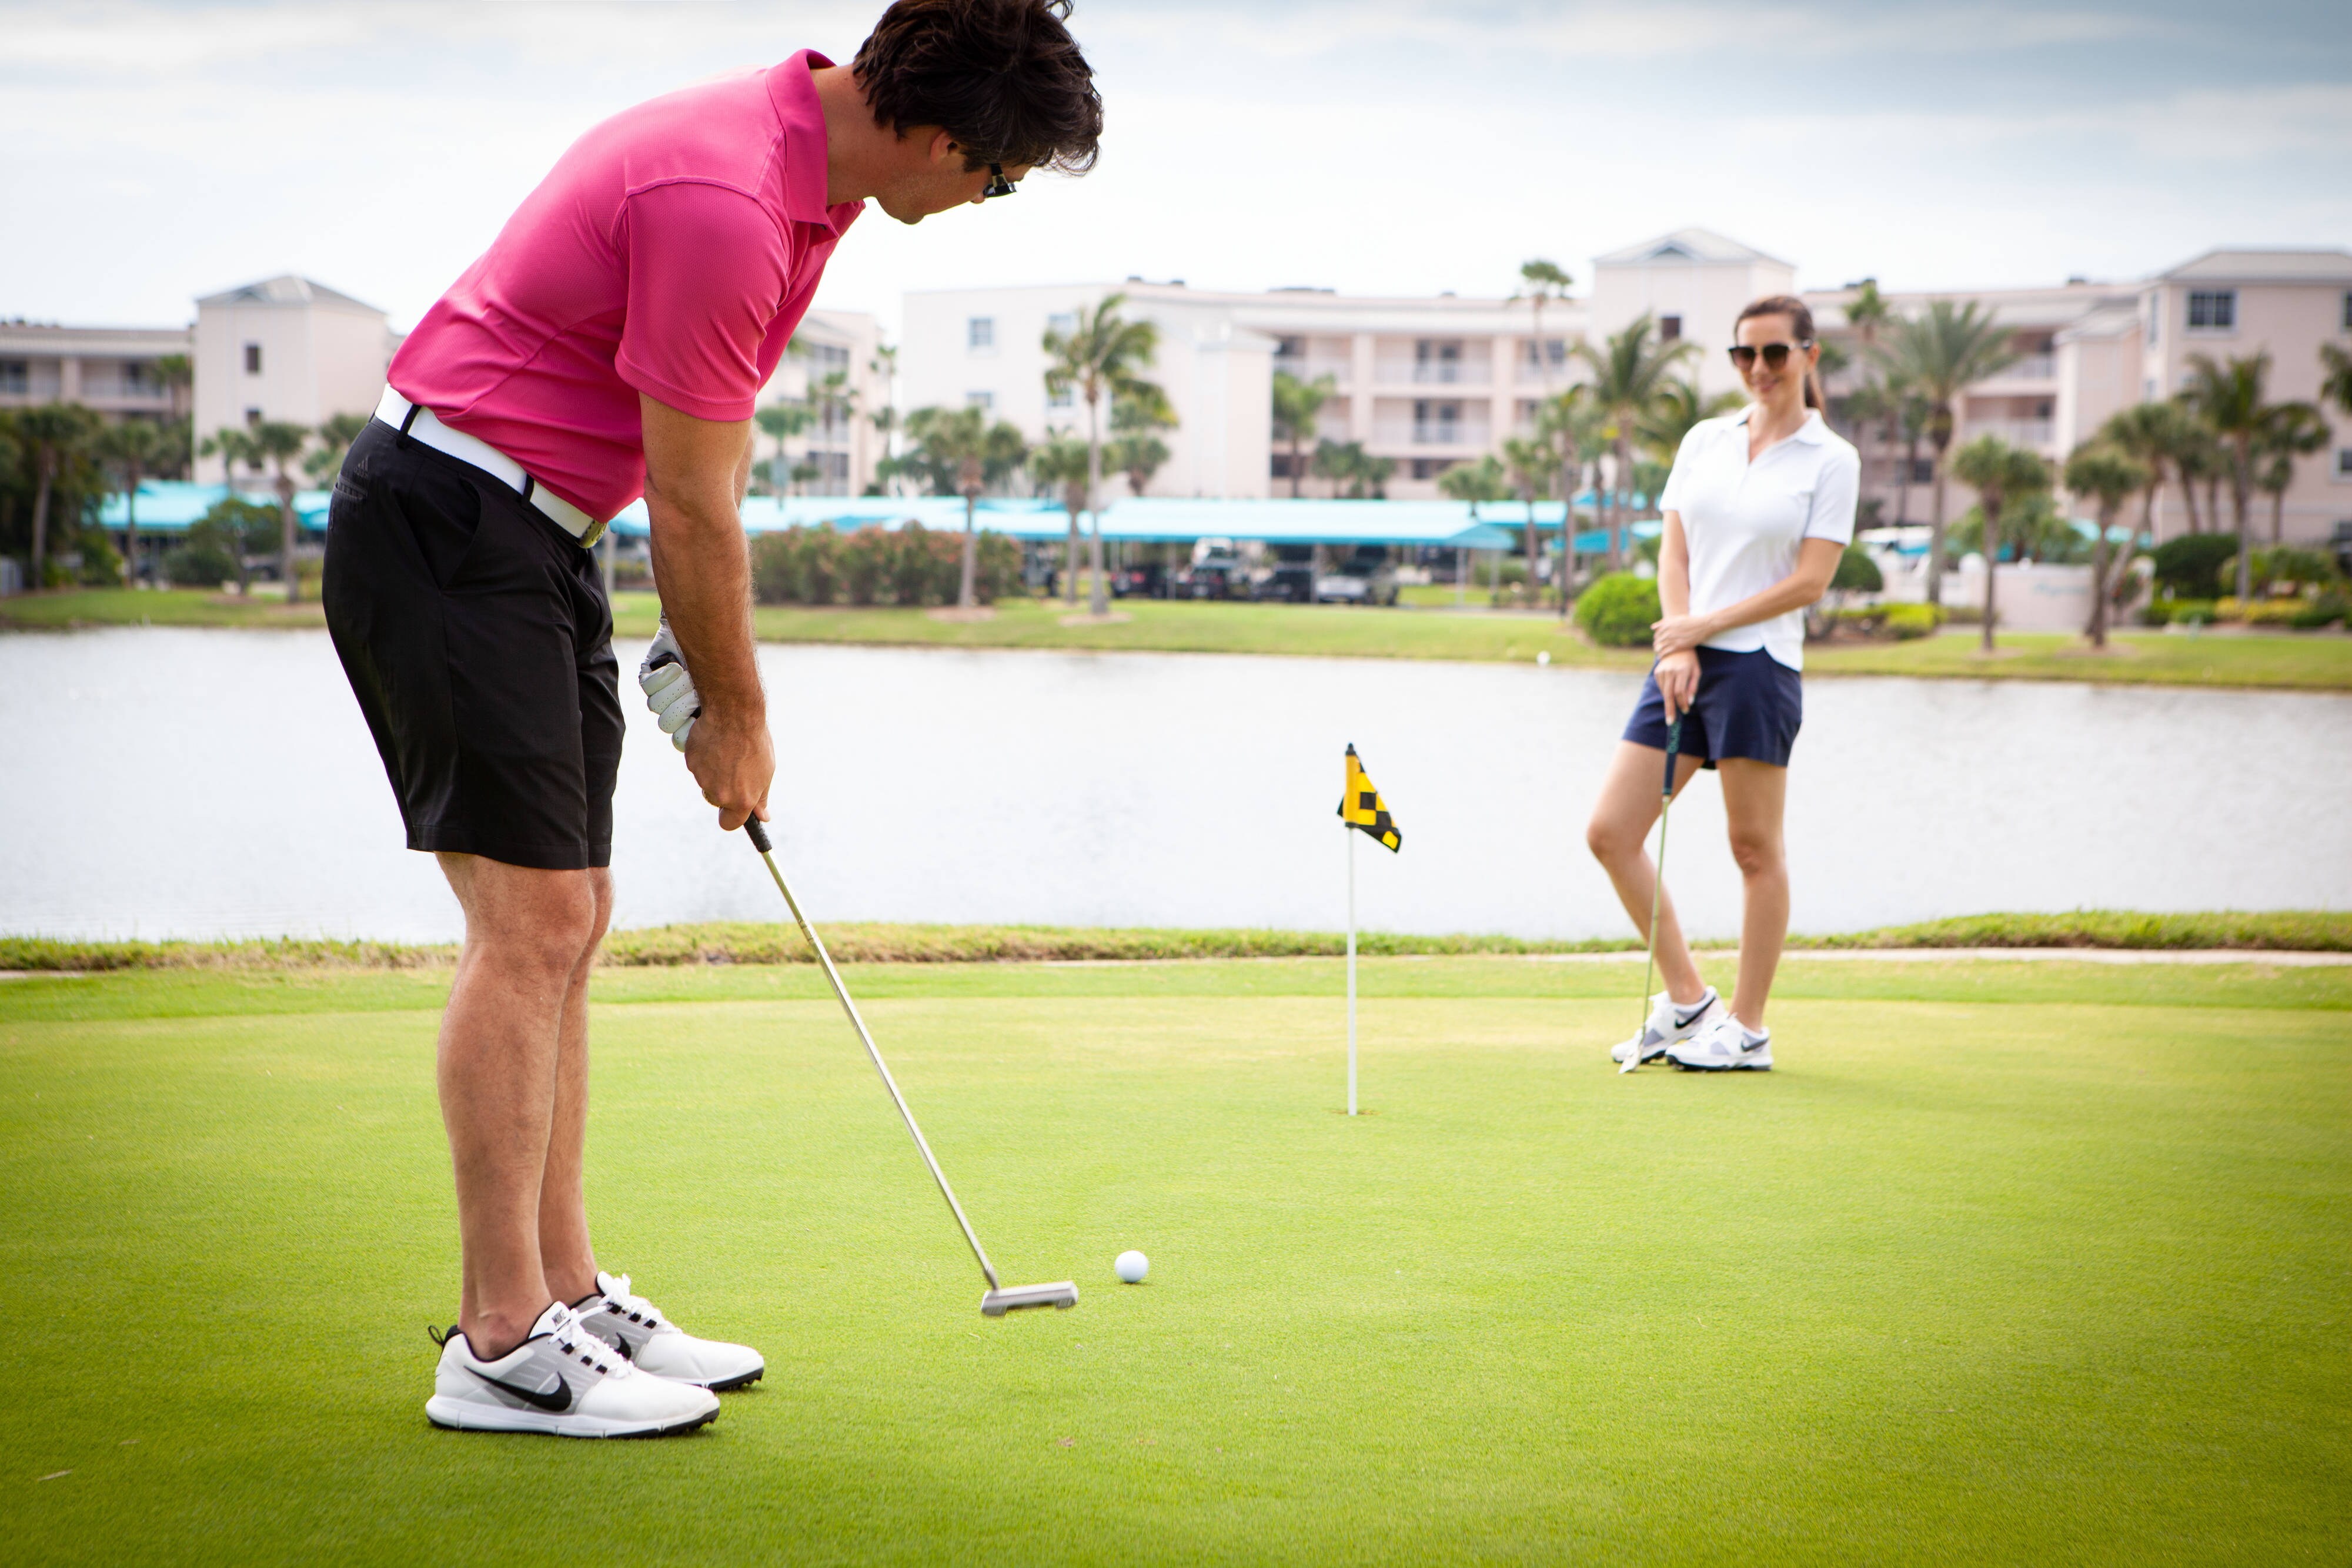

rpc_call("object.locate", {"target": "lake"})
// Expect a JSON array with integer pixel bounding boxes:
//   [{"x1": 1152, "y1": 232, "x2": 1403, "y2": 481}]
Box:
[{"x1": 2, "y1": 628, "x2": 2346, "y2": 944}]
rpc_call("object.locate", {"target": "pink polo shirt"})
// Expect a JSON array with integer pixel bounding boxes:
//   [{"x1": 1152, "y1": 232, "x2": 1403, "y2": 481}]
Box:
[{"x1": 389, "y1": 51, "x2": 861, "y2": 521}]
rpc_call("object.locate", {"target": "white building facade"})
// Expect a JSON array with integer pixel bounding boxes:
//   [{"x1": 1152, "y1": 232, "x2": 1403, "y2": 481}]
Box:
[
  {"x1": 191, "y1": 276, "x2": 398, "y2": 483},
  {"x1": 753, "y1": 306, "x2": 890, "y2": 497},
  {"x1": 903, "y1": 232, "x2": 2352, "y2": 543},
  {"x1": 0, "y1": 322, "x2": 191, "y2": 426}
]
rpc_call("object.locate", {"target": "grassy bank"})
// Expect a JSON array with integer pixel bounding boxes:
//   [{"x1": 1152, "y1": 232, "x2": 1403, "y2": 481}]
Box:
[
  {"x1": 9, "y1": 587, "x2": 2349, "y2": 691},
  {"x1": 5, "y1": 908, "x2": 2345, "y2": 974},
  {"x1": 3, "y1": 958, "x2": 2346, "y2": 1563}
]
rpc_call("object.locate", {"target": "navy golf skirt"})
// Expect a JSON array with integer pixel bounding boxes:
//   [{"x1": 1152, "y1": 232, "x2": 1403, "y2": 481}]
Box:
[{"x1": 1623, "y1": 646, "x2": 1803, "y2": 769}]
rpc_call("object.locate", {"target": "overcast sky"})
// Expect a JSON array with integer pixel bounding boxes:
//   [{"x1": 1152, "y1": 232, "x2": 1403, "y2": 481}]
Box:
[{"x1": 6, "y1": 0, "x2": 2348, "y2": 339}]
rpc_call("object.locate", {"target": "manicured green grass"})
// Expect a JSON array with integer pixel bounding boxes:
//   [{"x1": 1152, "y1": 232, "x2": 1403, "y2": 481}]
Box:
[
  {"x1": 5, "y1": 957, "x2": 2347, "y2": 1564},
  {"x1": 12, "y1": 587, "x2": 2348, "y2": 690}
]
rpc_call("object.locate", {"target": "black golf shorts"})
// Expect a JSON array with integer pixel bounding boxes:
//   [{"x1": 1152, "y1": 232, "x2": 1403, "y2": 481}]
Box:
[
  {"x1": 1623, "y1": 646, "x2": 1803, "y2": 770},
  {"x1": 324, "y1": 421, "x2": 622, "y2": 871}
]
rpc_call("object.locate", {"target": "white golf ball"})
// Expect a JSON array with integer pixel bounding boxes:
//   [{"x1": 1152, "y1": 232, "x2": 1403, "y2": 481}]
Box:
[{"x1": 1115, "y1": 1249, "x2": 1149, "y2": 1284}]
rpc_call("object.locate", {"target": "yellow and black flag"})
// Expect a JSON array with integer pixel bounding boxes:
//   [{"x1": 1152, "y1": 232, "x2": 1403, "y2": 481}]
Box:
[{"x1": 1338, "y1": 744, "x2": 1402, "y2": 852}]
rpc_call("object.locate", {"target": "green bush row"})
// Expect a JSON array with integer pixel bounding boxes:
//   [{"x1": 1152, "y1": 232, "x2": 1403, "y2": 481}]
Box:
[
  {"x1": 1571, "y1": 571, "x2": 1660, "y2": 647},
  {"x1": 749, "y1": 522, "x2": 1024, "y2": 607}
]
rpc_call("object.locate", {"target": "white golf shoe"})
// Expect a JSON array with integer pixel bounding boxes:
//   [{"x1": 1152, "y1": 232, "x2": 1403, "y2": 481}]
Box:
[
  {"x1": 1665, "y1": 1012, "x2": 1773, "y2": 1072},
  {"x1": 1611, "y1": 986, "x2": 1724, "y2": 1065},
  {"x1": 574, "y1": 1271, "x2": 766, "y2": 1391},
  {"x1": 425, "y1": 1300, "x2": 720, "y2": 1437}
]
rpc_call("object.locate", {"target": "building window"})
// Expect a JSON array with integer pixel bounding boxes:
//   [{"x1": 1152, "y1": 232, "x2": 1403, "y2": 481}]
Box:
[
  {"x1": 1413, "y1": 399, "x2": 1461, "y2": 443},
  {"x1": 243, "y1": 406, "x2": 262, "y2": 425},
  {"x1": 2342, "y1": 292, "x2": 2352, "y2": 333},
  {"x1": 2147, "y1": 294, "x2": 2159, "y2": 346},
  {"x1": 243, "y1": 342, "x2": 263, "y2": 374},
  {"x1": 1658, "y1": 315, "x2": 1682, "y2": 342},
  {"x1": 1411, "y1": 458, "x2": 1457, "y2": 480},
  {"x1": 805, "y1": 342, "x2": 850, "y2": 373},
  {"x1": 2337, "y1": 447, "x2": 2352, "y2": 480},
  {"x1": 1524, "y1": 339, "x2": 1566, "y2": 368},
  {"x1": 965, "y1": 391, "x2": 993, "y2": 411},
  {"x1": 1048, "y1": 383, "x2": 1074, "y2": 408},
  {"x1": 0, "y1": 360, "x2": 25, "y2": 394},
  {"x1": 1047, "y1": 312, "x2": 1078, "y2": 338},
  {"x1": 1414, "y1": 339, "x2": 1463, "y2": 383},
  {"x1": 2186, "y1": 290, "x2": 2236, "y2": 331},
  {"x1": 967, "y1": 317, "x2": 995, "y2": 352},
  {"x1": 1911, "y1": 458, "x2": 1935, "y2": 484}
]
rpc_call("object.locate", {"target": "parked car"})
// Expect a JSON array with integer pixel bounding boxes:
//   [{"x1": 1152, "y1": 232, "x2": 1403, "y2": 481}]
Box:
[
  {"x1": 1252, "y1": 545, "x2": 1317, "y2": 603},
  {"x1": 1173, "y1": 537, "x2": 1249, "y2": 600},
  {"x1": 1110, "y1": 563, "x2": 1167, "y2": 599},
  {"x1": 1315, "y1": 547, "x2": 1399, "y2": 606}
]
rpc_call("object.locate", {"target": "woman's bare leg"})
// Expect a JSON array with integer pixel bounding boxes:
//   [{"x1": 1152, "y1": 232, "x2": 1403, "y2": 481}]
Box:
[
  {"x1": 1717, "y1": 758, "x2": 1790, "y2": 1029},
  {"x1": 1585, "y1": 741, "x2": 1709, "y2": 1004}
]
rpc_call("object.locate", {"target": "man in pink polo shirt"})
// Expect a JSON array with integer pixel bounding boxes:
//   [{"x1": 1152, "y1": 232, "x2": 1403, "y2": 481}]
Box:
[{"x1": 323, "y1": 0, "x2": 1101, "y2": 1439}]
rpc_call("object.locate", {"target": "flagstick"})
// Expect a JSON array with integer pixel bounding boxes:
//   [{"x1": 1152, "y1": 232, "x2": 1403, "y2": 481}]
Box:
[{"x1": 1346, "y1": 823, "x2": 1358, "y2": 1117}]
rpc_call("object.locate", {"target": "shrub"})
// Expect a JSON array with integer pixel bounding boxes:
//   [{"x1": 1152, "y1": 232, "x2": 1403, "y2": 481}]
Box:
[
  {"x1": 1830, "y1": 544, "x2": 1883, "y2": 594},
  {"x1": 2290, "y1": 592, "x2": 2346, "y2": 630},
  {"x1": 1882, "y1": 602, "x2": 1944, "y2": 640},
  {"x1": 1572, "y1": 571, "x2": 1661, "y2": 648},
  {"x1": 2150, "y1": 533, "x2": 2240, "y2": 600},
  {"x1": 2253, "y1": 546, "x2": 2342, "y2": 594},
  {"x1": 163, "y1": 540, "x2": 239, "y2": 586},
  {"x1": 2155, "y1": 599, "x2": 2219, "y2": 626},
  {"x1": 2217, "y1": 597, "x2": 2306, "y2": 626}
]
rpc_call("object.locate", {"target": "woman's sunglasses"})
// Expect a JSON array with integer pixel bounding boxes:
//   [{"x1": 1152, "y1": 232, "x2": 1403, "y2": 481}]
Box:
[{"x1": 1728, "y1": 340, "x2": 1812, "y2": 370}]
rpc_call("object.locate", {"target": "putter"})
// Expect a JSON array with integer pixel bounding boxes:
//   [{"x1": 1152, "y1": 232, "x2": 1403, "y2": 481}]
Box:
[
  {"x1": 1621, "y1": 711, "x2": 1685, "y2": 1076},
  {"x1": 740, "y1": 817, "x2": 1077, "y2": 1318}
]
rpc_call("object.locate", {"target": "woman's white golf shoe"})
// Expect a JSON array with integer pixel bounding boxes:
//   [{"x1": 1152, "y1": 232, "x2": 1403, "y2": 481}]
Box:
[
  {"x1": 425, "y1": 1300, "x2": 720, "y2": 1437},
  {"x1": 1665, "y1": 1012, "x2": 1774, "y2": 1071},
  {"x1": 574, "y1": 1271, "x2": 766, "y2": 1391},
  {"x1": 1611, "y1": 986, "x2": 1723, "y2": 1065}
]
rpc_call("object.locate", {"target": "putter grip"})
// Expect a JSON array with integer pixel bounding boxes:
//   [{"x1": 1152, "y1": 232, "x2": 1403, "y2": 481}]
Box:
[
  {"x1": 1662, "y1": 717, "x2": 1683, "y2": 788},
  {"x1": 742, "y1": 817, "x2": 773, "y2": 853}
]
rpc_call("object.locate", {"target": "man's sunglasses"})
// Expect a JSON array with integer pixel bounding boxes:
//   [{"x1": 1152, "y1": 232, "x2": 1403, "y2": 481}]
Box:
[
  {"x1": 982, "y1": 163, "x2": 1018, "y2": 199},
  {"x1": 1728, "y1": 340, "x2": 1813, "y2": 370}
]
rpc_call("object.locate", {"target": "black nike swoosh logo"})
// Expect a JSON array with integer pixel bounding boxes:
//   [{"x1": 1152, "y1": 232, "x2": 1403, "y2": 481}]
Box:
[{"x1": 467, "y1": 1366, "x2": 572, "y2": 1412}]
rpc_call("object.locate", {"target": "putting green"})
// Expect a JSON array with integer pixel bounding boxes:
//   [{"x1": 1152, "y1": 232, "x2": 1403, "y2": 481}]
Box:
[{"x1": 4, "y1": 958, "x2": 2347, "y2": 1564}]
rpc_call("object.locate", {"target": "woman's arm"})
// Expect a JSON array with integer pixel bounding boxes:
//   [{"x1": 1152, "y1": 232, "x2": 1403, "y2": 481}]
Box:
[{"x1": 1651, "y1": 537, "x2": 1843, "y2": 657}]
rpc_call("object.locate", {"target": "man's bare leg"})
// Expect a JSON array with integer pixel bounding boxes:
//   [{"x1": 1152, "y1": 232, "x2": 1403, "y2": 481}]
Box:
[
  {"x1": 538, "y1": 868, "x2": 612, "y2": 1308},
  {"x1": 1718, "y1": 758, "x2": 1790, "y2": 1029},
  {"x1": 1585, "y1": 740, "x2": 1708, "y2": 1004},
  {"x1": 435, "y1": 852, "x2": 603, "y2": 1359}
]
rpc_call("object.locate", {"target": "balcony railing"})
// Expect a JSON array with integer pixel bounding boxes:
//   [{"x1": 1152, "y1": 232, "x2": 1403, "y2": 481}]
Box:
[
  {"x1": 1970, "y1": 419, "x2": 2054, "y2": 449},
  {"x1": 1987, "y1": 353, "x2": 2055, "y2": 383},
  {"x1": 1273, "y1": 359, "x2": 1349, "y2": 387}
]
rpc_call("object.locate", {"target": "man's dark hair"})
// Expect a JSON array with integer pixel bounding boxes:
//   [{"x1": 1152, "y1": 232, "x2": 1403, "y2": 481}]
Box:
[{"x1": 853, "y1": 0, "x2": 1102, "y2": 173}]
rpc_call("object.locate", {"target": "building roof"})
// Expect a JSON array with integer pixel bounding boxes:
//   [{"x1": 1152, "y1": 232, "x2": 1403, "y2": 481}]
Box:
[
  {"x1": 2054, "y1": 303, "x2": 2143, "y2": 345},
  {"x1": 2156, "y1": 248, "x2": 2352, "y2": 285},
  {"x1": 1593, "y1": 228, "x2": 1793, "y2": 269},
  {"x1": 195, "y1": 275, "x2": 386, "y2": 315}
]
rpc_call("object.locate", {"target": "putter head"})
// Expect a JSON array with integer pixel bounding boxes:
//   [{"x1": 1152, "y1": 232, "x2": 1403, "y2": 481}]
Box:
[{"x1": 981, "y1": 1281, "x2": 1079, "y2": 1316}]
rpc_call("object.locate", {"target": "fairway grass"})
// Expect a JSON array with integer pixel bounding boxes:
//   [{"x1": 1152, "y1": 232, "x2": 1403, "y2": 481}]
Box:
[
  {"x1": 4, "y1": 958, "x2": 2347, "y2": 1564},
  {"x1": 11, "y1": 587, "x2": 2349, "y2": 691}
]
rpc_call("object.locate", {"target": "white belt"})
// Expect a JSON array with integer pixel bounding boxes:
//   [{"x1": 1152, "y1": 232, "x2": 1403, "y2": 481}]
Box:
[{"x1": 373, "y1": 387, "x2": 606, "y2": 547}]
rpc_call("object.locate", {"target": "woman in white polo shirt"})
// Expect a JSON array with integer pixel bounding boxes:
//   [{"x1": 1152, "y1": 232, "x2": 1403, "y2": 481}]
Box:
[{"x1": 1588, "y1": 294, "x2": 1860, "y2": 1072}]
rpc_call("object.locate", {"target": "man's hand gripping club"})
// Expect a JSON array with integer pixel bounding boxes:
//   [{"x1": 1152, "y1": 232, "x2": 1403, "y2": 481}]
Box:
[{"x1": 636, "y1": 393, "x2": 771, "y2": 831}]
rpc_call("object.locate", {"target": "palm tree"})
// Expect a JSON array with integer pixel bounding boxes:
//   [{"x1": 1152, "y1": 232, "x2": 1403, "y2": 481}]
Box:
[
  {"x1": 1438, "y1": 453, "x2": 1509, "y2": 602},
  {"x1": 2064, "y1": 442, "x2": 2150, "y2": 647},
  {"x1": 1043, "y1": 293, "x2": 1160, "y2": 617},
  {"x1": 1270, "y1": 370, "x2": 1333, "y2": 498},
  {"x1": 1574, "y1": 313, "x2": 1695, "y2": 569},
  {"x1": 1510, "y1": 259, "x2": 1573, "y2": 393},
  {"x1": 98, "y1": 418, "x2": 168, "y2": 582},
  {"x1": 1028, "y1": 435, "x2": 1090, "y2": 596},
  {"x1": 1501, "y1": 434, "x2": 1554, "y2": 600},
  {"x1": 754, "y1": 400, "x2": 813, "y2": 496},
  {"x1": 2100, "y1": 402, "x2": 2188, "y2": 546},
  {"x1": 2181, "y1": 351, "x2": 2276, "y2": 601},
  {"x1": 305, "y1": 412, "x2": 372, "y2": 484},
  {"x1": 2252, "y1": 400, "x2": 2330, "y2": 544},
  {"x1": 1950, "y1": 434, "x2": 2050, "y2": 650},
  {"x1": 2321, "y1": 343, "x2": 2352, "y2": 416},
  {"x1": 20, "y1": 403, "x2": 105, "y2": 589},
  {"x1": 1638, "y1": 377, "x2": 1742, "y2": 462},
  {"x1": 199, "y1": 426, "x2": 262, "y2": 594},
  {"x1": 1872, "y1": 300, "x2": 2018, "y2": 604},
  {"x1": 244, "y1": 420, "x2": 312, "y2": 603},
  {"x1": 1110, "y1": 382, "x2": 1177, "y2": 498}
]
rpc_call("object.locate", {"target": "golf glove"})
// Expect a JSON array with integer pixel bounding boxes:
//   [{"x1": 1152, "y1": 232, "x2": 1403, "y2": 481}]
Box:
[{"x1": 637, "y1": 617, "x2": 700, "y2": 752}]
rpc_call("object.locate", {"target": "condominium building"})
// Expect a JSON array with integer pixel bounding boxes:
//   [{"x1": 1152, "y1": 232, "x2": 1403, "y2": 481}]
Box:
[
  {"x1": 754, "y1": 306, "x2": 888, "y2": 497},
  {"x1": 0, "y1": 320, "x2": 190, "y2": 424},
  {"x1": 902, "y1": 231, "x2": 2352, "y2": 543},
  {"x1": 191, "y1": 275, "x2": 399, "y2": 482}
]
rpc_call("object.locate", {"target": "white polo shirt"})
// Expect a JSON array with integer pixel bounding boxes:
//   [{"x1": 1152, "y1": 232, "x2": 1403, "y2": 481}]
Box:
[{"x1": 1657, "y1": 406, "x2": 1860, "y2": 671}]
